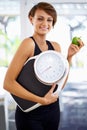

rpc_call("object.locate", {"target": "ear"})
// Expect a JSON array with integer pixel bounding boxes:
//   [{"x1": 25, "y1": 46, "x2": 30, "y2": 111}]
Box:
[{"x1": 29, "y1": 15, "x2": 33, "y2": 25}]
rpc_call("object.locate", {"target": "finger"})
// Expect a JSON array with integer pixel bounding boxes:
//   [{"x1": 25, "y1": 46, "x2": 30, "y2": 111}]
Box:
[
  {"x1": 78, "y1": 40, "x2": 84, "y2": 47},
  {"x1": 49, "y1": 83, "x2": 57, "y2": 93},
  {"x1": 52, "y1": 93, "x2": 58, "y2": 98},
  {"x1": 71, "y1": 44, "x2": 79, "y2": 52}
]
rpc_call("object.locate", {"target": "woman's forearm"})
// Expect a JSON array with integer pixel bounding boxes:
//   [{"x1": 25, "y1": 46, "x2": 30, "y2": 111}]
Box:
[{"x1": 3, "y1": 79, "x2": 44, "y2": 104}]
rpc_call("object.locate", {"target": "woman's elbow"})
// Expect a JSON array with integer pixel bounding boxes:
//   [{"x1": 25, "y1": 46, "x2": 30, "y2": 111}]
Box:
[
  {"x1": 3, "y1": 77, "x2": 12, "y2": 92},
  {"x1": 3, "y1": 79, "x2": 9, "y2": 91}
]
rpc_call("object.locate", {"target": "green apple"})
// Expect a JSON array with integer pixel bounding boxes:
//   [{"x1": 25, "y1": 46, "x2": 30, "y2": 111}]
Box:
[{"x1": 72, "y1": 36, "x2": 81, "y2": 46}]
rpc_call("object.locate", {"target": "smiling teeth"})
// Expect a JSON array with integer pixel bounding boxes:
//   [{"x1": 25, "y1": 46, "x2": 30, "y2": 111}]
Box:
[{"x1": 40, "y1": 27, "x2": 48, "y2": 30}]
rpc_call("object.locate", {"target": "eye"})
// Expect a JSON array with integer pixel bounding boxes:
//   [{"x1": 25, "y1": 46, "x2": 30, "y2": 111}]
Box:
[
  {"x1": 47, "y1": 19, "x2": 53, "y2": 22},
  {"x1": 37, "y1": 17, "x2": 43, "y2": 21}
]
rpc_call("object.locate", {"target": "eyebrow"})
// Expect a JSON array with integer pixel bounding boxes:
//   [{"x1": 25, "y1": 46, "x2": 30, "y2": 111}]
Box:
[{"x1": 37, "y1": 15, "x2": 53, "y2": 19}]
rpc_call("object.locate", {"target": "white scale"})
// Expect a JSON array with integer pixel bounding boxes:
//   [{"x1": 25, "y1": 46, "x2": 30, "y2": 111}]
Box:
[{"x1": 11, "y1": 50, "x2": 69, "y2": 112}]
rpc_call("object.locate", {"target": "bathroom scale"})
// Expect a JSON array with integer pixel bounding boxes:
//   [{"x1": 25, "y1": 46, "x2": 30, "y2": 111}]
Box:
[{"x1": 11, "y1": 50, "x2": 69, "y2": 112}]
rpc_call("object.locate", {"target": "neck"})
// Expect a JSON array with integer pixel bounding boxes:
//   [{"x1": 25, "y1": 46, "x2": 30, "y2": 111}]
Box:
[{"x1": 33, "y1": 34, "x2": 46, "y2": 45}]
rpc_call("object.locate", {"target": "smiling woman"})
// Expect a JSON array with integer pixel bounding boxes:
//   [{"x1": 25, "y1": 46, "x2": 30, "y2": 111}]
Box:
[{"x1": 3, "y1": 2, "x2": 84, "y2": 130}]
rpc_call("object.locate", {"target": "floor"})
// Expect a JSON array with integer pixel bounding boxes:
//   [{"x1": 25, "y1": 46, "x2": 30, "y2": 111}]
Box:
[
  {"x1": 59, "y1": 82, "x2": 87, "y2": 130},
  {"x1": 7, "y1": 82, "x2": 87, "y2": 130}
]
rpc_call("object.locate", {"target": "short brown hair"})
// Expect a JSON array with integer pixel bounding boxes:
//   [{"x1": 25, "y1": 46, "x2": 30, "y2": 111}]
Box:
[{"x1": 28, "y1": 2, "x2": 57, "y2": 27}]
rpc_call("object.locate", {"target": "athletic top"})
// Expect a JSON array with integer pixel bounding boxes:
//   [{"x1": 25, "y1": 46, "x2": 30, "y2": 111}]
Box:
[{"x1": 30, "y1": 36, "x2": 54, "y2": 56}]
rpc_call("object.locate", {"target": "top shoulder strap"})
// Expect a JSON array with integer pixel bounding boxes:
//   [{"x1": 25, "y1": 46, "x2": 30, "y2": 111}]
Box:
[
  {"x1": 30, "y1": 37, "x2": 41, "y2": 56},
  {"x1": 46, "y1": 40, "x2": 54, "y2": 50}
]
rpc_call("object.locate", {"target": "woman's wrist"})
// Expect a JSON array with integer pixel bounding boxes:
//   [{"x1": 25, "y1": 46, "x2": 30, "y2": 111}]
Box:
[
  {"x1": 34, "y1": 96, "x2": 45, "y2": 105},
  {"x1": 67, "y1": 55, "x2": 72, "y2": 65}
]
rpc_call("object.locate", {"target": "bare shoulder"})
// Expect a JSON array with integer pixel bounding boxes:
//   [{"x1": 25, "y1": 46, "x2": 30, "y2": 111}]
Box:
[
  {"x1": 22, "y1": 37, "x2": 33, "y2": 45},
  {"x1": 9, "y1": 37, "x2": 35, "y2": 68},
  {"x1": 5, "y1": 37, "x2": 35, "y2": 79},
  {"x1": 51, "y1": 41, "x2": 61, "y2": 52},
  {"x1": 18, "y1": 37, "x2": 35, "y2": 57}
]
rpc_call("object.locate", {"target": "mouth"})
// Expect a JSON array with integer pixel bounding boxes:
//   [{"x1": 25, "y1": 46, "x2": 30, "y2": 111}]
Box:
[{"x1": 40, "y1": 27, "x2": 49, "y2": 31}]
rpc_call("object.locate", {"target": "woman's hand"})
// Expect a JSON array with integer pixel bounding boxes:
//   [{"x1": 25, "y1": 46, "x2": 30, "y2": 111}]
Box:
[
  {"x1": 67, "y1": 39, "x2": 84, "y2": 64},
  {"x1": 41, "y1": 84, "x2": 58, "y2": 105}
]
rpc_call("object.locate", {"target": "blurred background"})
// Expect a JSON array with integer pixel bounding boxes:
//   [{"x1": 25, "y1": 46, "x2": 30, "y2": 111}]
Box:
[{"x1": 0, "y1": 0, "x2": 87, "y2": 130}]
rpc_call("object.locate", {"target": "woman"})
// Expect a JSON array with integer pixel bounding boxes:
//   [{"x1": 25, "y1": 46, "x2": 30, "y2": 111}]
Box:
[{"x1": 3, "y1": 2, "x2": 84, "y2": 130}]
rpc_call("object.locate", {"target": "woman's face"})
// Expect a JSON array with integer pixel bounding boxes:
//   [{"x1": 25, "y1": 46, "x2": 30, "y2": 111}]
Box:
[{"x1": 30, "y1": 9, "x2": 53, "y2": 35}]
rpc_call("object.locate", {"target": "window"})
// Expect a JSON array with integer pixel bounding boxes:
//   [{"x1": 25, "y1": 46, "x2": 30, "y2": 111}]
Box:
[{"x1": 0, "y1": 0, "x2": 20, "y2": 66}]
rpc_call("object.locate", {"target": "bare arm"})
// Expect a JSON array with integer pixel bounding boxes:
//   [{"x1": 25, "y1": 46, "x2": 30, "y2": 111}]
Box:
[{"x1": 3, "y1": 38, "x2": 44, "y2": 104}]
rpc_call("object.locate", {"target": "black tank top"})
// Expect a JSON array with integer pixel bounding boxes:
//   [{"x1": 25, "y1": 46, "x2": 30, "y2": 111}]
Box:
[
  {"x1": 30, "y1": 37, "x2": 59, "y2": 110},
  {"x1": 30, "y1": 37, "x2": 54, "y2": 56},
  {"x1": 16, "y1": 37, "x2": 59, "y2": 113}
]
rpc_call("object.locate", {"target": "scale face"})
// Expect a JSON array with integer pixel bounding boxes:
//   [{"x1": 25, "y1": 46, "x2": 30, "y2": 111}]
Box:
[{"x1": 34, "y1": 50, "x2": 66, "y2": 85}]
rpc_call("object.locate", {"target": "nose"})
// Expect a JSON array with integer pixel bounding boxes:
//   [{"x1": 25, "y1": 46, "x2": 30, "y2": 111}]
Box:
[{"x1": 42, "y1": 19, "x2": 48, "y2": 26}]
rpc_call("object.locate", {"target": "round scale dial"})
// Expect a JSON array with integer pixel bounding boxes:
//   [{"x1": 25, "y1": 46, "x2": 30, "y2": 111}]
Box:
[{"x1": 34, "y1": 50, "x2": 66, "y2": 85}]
